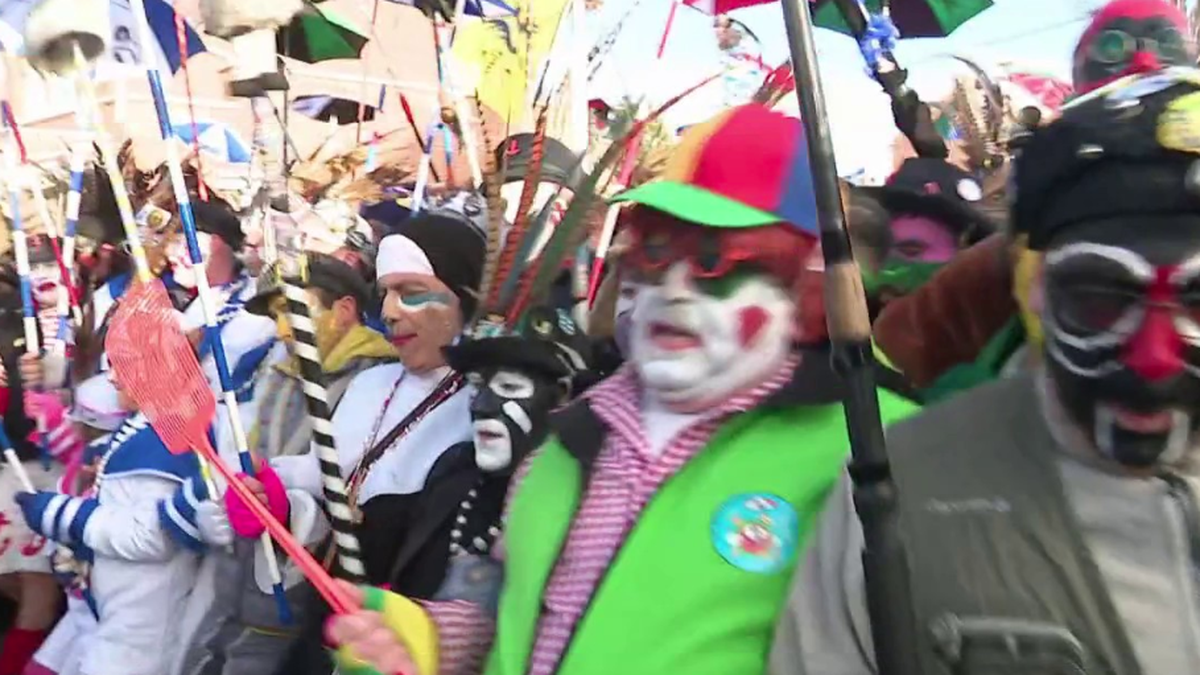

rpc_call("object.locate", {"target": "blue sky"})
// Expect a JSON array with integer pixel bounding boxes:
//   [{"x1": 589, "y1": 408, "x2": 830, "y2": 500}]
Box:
[{"x1": 590, "y1": 0, "x2": 1121, "y2": 179}]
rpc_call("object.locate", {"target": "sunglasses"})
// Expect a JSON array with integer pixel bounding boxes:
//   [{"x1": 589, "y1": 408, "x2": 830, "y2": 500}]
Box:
[{"x1": 1089, "y1": 27, "x2": 1189, "y2": 66}]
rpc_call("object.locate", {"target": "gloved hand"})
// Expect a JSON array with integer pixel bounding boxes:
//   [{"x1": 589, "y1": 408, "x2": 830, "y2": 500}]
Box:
[
  {"x1": 327, "y1": 582, "x2": 439, "y2": 675},
  {"x1": 224, "y1": 462, "x2": 289, "y2": 539},
  {"x1": 159, "y1": 477, "x2": 229, "y2": 552},
  {"x1": 14, "y1": 491, "x2": 97, "y2": 546},
  {"x1": 858, "y1": 11, "x2": 899, "y2": 74}
]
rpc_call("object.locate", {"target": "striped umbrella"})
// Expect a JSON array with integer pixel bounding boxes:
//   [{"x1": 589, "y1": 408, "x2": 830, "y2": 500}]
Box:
[
  {"x1": 171, "y1": 121, "x2": 252, "y2": 164},
  {"x1": 0, "y1": 0, "x2": 204, "y2": 72}
]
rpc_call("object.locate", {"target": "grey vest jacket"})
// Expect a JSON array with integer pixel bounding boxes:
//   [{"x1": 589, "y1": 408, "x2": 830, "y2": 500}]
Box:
[{"x1": 887, "y1": 374, "x2": 1141, "y2": 675}]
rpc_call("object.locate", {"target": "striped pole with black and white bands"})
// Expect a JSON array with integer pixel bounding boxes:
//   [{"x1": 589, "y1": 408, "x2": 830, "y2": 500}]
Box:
[{"x1": 281, "y1": 281, "x2": 366, "y2": 583}]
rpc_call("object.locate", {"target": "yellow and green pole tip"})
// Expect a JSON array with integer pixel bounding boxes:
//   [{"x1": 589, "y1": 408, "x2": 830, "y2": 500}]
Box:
[{"x1": 332, "y1": 586, "x2": 440, "y2": 675}]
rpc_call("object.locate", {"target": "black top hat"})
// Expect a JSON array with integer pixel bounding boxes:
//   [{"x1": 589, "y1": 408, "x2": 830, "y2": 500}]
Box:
[
  {"x1": 1013, "y1": 75, "x2": 1200, "y2": 250},
  {"x1": 445, "y1": 306, "x2": 594, "y2": 391},
  {"x1": 494, "y1": 134, "x2": 583, "y2": 187},
  {"x1": 863, "y1": 157, "x2": 997, "y2": 244}
]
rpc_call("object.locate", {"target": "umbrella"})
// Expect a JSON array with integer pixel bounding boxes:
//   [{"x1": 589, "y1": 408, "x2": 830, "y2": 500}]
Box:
[
  {"x1": 686, "y1": 0, "x2": 992, "y2": 38},
  {"x1": 292, "y1": 96, "x2": 378, "y2": 124},
  {"x1": 811, "y1": 0, "x2": 992, "y2": 38},
  {"x1": 277, "y1": 6, "x2": 367, "y2": 64},
  {"x1": 384, "y1": 0, "x2": 518, "y2": 19},
  {"x1": 171, "y1": 121, "x2": 251, "y2": 164},
  {"x1": 0, "y1": 0, "x2": 204, "y2": 72}
]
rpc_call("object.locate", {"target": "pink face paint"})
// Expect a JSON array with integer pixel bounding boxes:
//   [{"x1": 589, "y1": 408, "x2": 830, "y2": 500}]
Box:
[{"x1": 889, "y1": 214, "x2": 960, "y2": 264}]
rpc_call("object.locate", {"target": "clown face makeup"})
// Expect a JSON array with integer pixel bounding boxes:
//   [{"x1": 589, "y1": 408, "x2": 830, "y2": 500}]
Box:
[
  {"x1": 631, "y1": 262, "x2": 794, "y2": 411},
  {"x1": 1041, "y1": 217, "x2": 1200, "y2": 469},
  {"x1": 166, "y1": 231, "x2": 213, "y2": 289},
  {"x1": 466, "y1": 367, "x2": 558, "y2": 472},
  {"x1": 1072, "y1": 0, "x2": 1192, "y2": 93},
  {"x1": 614, "y1": 278, "x2": 641, "y2": 358}
]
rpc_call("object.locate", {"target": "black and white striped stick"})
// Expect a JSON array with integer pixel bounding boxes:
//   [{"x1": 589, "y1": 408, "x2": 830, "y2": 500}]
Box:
[{"x1": 281, "y1": 281, "x2": 366, "y2": 583}]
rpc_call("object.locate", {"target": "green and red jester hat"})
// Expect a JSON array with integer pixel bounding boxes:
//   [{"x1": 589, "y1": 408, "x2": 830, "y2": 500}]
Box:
[
  {"x1": 1073, "y1": 0, "x2": 1196, "y2": 94},
  {"x1": 613, "y1": 103, "x2": 828, "y2": 344}
]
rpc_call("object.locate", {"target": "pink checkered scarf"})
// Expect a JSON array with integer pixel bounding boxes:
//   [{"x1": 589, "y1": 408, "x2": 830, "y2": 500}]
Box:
[
  {"x1": 426, "y1": 357, "x2": 798, "y2": 675},
  {"x1": 528, "y1": 358, "x2": 797, "y2": 675}
]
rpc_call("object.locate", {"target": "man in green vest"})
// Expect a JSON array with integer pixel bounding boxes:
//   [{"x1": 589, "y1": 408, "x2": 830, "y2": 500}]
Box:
[
  {"x1": 771, "y1": 70, "x2": 1200, "y2": 675},
  {"x1": 322, "y1": 103, "x2": 917, "y2": 675}
]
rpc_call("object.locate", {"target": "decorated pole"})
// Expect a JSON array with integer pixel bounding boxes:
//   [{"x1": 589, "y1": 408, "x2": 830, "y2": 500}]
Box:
[
  {"x1": 778, "y1": 1, "x2": 920, "y2": 675},
  {"x1": 128, "y1": 0, "x2": 291, "y2": 622},
  {"x1": 280, "y1": 274, "x2": 367, "y2": 583}
]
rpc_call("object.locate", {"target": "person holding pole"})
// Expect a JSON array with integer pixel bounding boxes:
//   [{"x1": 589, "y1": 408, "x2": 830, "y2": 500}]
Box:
[
  {"x1": 321, "y1": 103, "x2": 917, "y2": 675},
  {"x1": 771, "y1": 71, "x2": 1200, "y2": 675}
]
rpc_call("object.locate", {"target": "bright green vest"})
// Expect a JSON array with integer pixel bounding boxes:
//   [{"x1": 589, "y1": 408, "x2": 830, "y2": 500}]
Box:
[{"x1": 487, "y1": 392, "x2": 918, "y2": 675}]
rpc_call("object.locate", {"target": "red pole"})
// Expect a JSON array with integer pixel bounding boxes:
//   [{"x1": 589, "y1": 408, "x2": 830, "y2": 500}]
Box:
[{"x1": 657, "y1": 0, "x2": 681, "y2": 59}]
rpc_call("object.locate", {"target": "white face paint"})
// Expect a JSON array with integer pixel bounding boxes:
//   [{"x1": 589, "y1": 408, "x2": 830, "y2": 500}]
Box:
[
  {"x1": 614, "y1": 279, "x2": 642, "y2": 357},
  {"x1": 471, "y1": 369, "x2": 538, "y2": 472},
  {"x1": 630, "y1": 262, "x2": 795, "y2": 411},
  {"x1": 166, "y1": 232, "x2": 213, "y2": 289}
]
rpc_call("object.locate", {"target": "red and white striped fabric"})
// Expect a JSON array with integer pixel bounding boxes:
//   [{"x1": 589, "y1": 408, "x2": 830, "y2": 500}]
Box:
[
  {"x1": 25, "y1": 391, "x2": 85, "y2": 464},
  {"x1": 425, "y1": 357, "x2": 797, "y2": 675}
]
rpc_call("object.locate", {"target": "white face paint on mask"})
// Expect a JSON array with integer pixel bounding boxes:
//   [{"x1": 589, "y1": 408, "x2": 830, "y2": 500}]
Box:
[
  {"x1": 166, "y1": 232, "x2": 213, "y2": 289},
  {"x1": 614, "y1": 279, "x2": 642, "y2": 358},
  {"x1": 630, "y1": 262, "x2": 795, "y2": 412}
]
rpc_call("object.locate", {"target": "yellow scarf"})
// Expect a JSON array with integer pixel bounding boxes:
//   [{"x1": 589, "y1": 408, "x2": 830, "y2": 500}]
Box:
[{"x1": 276, "y1": 324, "x2": 398, "y2": 377}]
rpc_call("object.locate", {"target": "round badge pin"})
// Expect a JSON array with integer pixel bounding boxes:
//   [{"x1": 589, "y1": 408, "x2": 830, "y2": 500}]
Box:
[{"x1": 711, "y1": 493, "x2": 799, "y2": 574}]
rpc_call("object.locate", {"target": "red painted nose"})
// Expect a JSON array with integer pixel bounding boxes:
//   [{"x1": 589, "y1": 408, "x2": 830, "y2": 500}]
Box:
[{"x1": 1123, "y1": 306, "x2": 1186, "y2": 381}]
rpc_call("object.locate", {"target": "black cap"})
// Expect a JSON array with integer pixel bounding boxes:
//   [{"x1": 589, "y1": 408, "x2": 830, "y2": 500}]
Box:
[
  {"x1": 863, "y1": 157, "x2": 997, "y2": 244},
  {"x1": 192, "y1": 199, "x2": 245, "y2": 251},
  {"x1": 1013, "y1": 74, "x2": 1200, "y2": 250},
  {"x1": 246, "y1": 251, "x2": 374, "y2": 317},
  {"x1": 382, "y1": 213, "x2": 486, "y2": 318},
  {"x1": 494, "y1": 134, "x2": 582, "y2": 186}
]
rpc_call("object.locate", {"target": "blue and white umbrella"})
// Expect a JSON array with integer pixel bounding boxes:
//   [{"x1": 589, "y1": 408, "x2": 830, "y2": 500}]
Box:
[
  {"x1": 172, "y1": 121, "x2": 251, "y2": 164},
  {"x1": 0, "y1": 0, "x2": 204, "y2": 73}
]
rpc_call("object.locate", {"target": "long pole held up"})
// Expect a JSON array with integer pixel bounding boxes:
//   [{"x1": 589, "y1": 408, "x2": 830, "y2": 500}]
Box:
[{"x1": 777, "y1": 1, "x2": 921, "y2": 675}]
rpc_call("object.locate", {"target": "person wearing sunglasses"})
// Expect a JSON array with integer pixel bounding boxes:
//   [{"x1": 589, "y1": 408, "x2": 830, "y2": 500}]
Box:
[
  {"x1": 322, "y1": 104, "x2": 918, "y2": 675},
  {"x1": 1072, "y1": 0, "x2": 1196, "y2": 94},
  {"x1": 773, "y1": 70, "x2": 1200, "y2": 675}
]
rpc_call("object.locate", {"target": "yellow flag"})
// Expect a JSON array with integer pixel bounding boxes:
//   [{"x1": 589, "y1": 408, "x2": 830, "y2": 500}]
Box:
[{"x1": 451, "y1": 0, "x2": 571, "y2": 128}]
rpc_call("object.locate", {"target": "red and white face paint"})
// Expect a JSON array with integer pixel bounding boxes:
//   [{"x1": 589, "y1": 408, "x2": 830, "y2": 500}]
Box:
[
  {"x1": 166, "y1": 231, "x2": 214, "y2": 289},
  {"x1": 630, "y1": 261, "x2": 794, "y2": 412},
  {"x1": 1043, "y1": 239, "x2": 1200, "y2": 468}
]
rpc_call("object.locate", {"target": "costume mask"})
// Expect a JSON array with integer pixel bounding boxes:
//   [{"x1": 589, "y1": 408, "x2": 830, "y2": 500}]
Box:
[
  {"x1": 166, "y1": 231, "x2": 214, "y2": 289},
  {"x1": 1072, "y1": 0, "x2": 1192, "y2": 94},
  {"x1": 625, "y1": 210, "x2": 811, "y2": 411},
  {"x1": 1041, "y1": 216, "x2": 1200, "y2": 468},
  {"x1": 466, "y1": 366, "x2": 559, "y2": 472}
]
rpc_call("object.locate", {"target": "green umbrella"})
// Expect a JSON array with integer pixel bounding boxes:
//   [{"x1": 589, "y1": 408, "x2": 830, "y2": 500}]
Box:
[
  {"x1": 811, "y1": 0, "x2": 992, "y2": 38},
  {"x1": 278, "y1": 6, "x2": 369, "y2": 63}
]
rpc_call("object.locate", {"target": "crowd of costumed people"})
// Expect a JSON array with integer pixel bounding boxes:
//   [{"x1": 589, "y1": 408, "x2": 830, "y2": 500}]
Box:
[{"x1": 0, "y1": 0, "x2": 1195, "y2": 674}]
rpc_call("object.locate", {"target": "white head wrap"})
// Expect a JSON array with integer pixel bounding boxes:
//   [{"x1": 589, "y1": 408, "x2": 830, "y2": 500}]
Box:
[{"x1": 376, "y1": 234, "x2": 435, "y2": 279}]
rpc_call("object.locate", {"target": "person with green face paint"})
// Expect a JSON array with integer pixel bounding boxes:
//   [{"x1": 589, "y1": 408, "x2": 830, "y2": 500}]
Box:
[{"x1": 861, "y1": 157, "x2": 997, "y2": 307}]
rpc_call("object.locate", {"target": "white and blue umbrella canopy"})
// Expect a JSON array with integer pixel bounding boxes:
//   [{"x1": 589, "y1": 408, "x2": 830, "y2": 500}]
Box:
[
  {"x1": 172, "y1": 121, "x2": 251, "y2": 164},
  {"x1": 0, "y1": 0, "x2": 204, "y2": 72}
]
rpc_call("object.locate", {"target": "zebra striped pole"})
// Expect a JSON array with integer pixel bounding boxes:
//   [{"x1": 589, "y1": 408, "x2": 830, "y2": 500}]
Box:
[{"x1": 280, "y1": 277, "x2": 366, "y2": 583}]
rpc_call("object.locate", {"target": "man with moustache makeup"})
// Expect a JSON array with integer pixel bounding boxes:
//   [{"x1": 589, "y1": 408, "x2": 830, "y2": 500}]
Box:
[
  {"x1": 771, "y1": 72, "x2": 1200, "y2": 675},
  {"x1": 320, "y1": 104, "x2": 917, "y2": 675}
]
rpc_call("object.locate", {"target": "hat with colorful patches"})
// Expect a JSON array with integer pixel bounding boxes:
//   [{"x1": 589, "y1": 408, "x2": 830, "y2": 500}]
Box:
[{"x1": 611, "y1": 104, "x2": 818, "y2": 234}]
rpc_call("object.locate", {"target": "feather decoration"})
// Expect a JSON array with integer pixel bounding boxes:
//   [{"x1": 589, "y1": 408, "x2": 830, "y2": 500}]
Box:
[
  {"x1": 505, "y1": 72, "x2": 721, "y2": 323},
  {"x1": 476, "y1": 96, "x2": 507, "y2": 320},
  {"x1": 486, "y1": 107, "x2": 548, "y2": 312}
]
